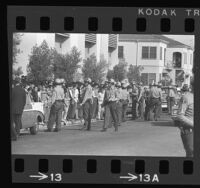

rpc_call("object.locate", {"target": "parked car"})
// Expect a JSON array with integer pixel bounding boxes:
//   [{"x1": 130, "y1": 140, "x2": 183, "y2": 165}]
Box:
[{"x1": 21, "y1": 102, "x2": 45, "y2": 134}]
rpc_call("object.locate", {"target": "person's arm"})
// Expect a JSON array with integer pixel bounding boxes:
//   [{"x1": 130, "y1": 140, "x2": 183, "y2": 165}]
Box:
[
  {"x1": 178, "y1": 96, "x2": 188, "y2": 115},
  {"x1": 23, "y1": 90, "x2": 26, "y2": 107},
  {"x1": 51, "y1": 90, "x2": 56, "y2": 104}
]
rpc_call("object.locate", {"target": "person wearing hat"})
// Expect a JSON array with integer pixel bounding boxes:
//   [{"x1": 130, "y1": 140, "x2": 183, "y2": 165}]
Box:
[
  {"x1": 46, "y1": 78, "x2": 65, "y2": 132},
  {"x1": 167, "y1": 84, "x2": 176, "y2": 115},
  {"x1": 11, "y1": 77, "x2": 26, "y2": 141},
  {"x1": 121, "y1": 82, "x2": 129, "y2": 122},
  {"x1": 101, "y1": 79, "x2": 119, "y2": 132},
  {"x1": 149, "y1": 82, "x2": 162, "y2": 121},
  {"x1": 130, "y1": 81, "x2": 139, "y2": 120},
  {"x1": 80, "y1": 78, "x2": 93, "y2": 130}
]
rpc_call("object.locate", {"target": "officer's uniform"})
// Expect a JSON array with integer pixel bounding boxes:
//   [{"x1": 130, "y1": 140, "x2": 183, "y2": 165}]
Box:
[
  {"x1": 178, "y1": 88, "x2": 194, "y2": 157},
  {"x1": 47, "y1": 79, "x2": 65, "y2": 132},
  {"x1": 81, "y1": 79, "x2": 93, "y2": 130}
]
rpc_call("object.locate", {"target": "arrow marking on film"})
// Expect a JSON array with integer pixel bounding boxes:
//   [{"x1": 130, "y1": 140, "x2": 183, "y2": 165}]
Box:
[
  {"x1": 120, "y1": 173, "x2": 138, "y2": 181},
  {"x1": 29, "y1": 172, "x2": 48, "y2": 180}
]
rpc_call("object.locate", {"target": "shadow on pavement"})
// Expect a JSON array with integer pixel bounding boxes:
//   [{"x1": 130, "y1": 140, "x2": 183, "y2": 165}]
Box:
[{"x1": 150, "y1": 121, "x2": 176, "y2": 127}]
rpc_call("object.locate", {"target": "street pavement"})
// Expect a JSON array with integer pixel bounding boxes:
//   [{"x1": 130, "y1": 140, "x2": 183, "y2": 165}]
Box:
[{"x1": 11, "y1": 114, "x2": 185, "y2": 156}]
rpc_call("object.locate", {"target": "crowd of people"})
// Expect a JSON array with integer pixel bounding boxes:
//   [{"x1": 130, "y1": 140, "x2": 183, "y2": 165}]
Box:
[{"x1": 11, "y1": 76, "x2": 194, "y2": 157}]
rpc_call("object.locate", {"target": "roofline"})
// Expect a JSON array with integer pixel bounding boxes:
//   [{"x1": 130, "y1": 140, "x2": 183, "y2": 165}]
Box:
[
  {"x1": 167, "y1": 46, "x2": 193, "y2": 50},
  {"x1": 119, "y1": 38, "x2": 169, "y2": 44}
]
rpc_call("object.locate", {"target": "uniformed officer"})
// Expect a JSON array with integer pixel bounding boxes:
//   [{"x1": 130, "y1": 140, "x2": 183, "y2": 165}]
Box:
[
  {"x1": 46, "y1": 78, "x2": 65, "y2": 132},
  {"x1": 101, "y1": 79, "x2": 119, "y2": 132},
  {"x1": 80, "y1": 78, "x2": 93, "y2": 131}
]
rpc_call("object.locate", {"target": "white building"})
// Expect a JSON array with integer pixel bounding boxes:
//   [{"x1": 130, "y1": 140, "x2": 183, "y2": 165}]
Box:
[
  {"x1": 118, "y1": 34, "x2": 194, "y2": 86},
  {"x1": 15, "y1": 33, "x2": 118, "y2": 75}
]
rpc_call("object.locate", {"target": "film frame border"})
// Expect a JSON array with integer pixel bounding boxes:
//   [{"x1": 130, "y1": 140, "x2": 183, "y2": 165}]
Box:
[{"x1": 8, "y1": 6, "x2": 200, "y2": 184}]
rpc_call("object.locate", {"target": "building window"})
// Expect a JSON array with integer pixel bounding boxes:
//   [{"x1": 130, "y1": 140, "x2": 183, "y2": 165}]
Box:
[
  {"x1": 118, "y1": 46, "x2": 124, "y2": 58},
  {"x1": 142, "y1": 46, "x2": 157, "y2": 59},
  {"x1": 160, "y1": 47, "x2": 162, "y2": 60},
  {"x1": 173, "y1": 52, "x2": 182, "y2": 68}
]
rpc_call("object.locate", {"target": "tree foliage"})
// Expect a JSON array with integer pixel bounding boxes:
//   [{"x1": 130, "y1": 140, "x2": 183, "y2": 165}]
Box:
[
  {"x1": 82, "y1": 54, "x2": 108, "y2": 83},
  {"x1": 53, "y1": 47, "x2": 82, "y2": 83},
  {"x1": 127, "y1": 65, "x2": 144, "y2": 83},
  {"x1": 106, "y1": 69, "x2": 114, "y2": 80},
  {"x1": 13, "y1": 67, "x2": 23, "y2": 78},
  {"x1": 26, "y1": 40, "x2": 55, "y2": 85},
  {"x1": 112, "y1": 60, "x2": 128, "y2": 82},
  {"x1": 13, "y1": 33, "x2": 23, "y2": 65}
]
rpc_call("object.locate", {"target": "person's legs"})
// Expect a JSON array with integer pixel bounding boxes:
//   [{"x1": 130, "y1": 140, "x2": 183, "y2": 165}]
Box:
[
  {"x1": 102, "y1": 105, "x2": 110, "y2": 130},
  {"x1": 97, "y1": 103, "x2": 102, "y2": 119},
  {"x1": 154, "y1": 99, "x2": 160, "y2": 121},
  {"x1": 168, "y1": 98, "x2": 171, "y2": 115},
  {"x1": 149, "y1": 99, "x2": 156, "y2": 121},
  {"x1": 14, "y1": 114, "x2": 22, "y2": 136},
  {"x1": 11, "y1": 115, "x2": 17, "y2": 140},
  {"x1": 116, "y1": 101, "x2": 122, "y2": 126},
  {"x1": 132, "y1": 98, "x2": 137, "y2": 120},
  {"x1": 83, "y1": 100, "x2": 92, "y2": 130},
  {"x1": 47, "y1": 104, "x2": 56, "y2": 131},
  {"x1": 122, "y1": 101, "x2": 128, "y2": 122},
  {"x1": 181, "y1": 130, "x2": 193, "y2": 157},
  {"x1": 55, "y1": 101, "x2": 64, "y2": 131},
  {"x1": 109, "y1": 102, "x2": 119, "y2": 131}
]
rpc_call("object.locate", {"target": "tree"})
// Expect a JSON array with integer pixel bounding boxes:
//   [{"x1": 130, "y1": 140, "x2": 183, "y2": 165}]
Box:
[
  {"x1": 13, "y1": 67, "x2": 23, "y2": 79},
  {"x1": 112, "y1": 60, "x2": 128, "y2": 82},
  {"x1": 106, "y1": 69, "x2": 114, "y2": 80},
  {"x1": 26, "y1": 40, "x2": 54, "y2": 85},
  {"x1": 82, "y1": 54, "x2": 108, "y2": 83},
  {"x1": 13, "y1": 33, "x2": 23, "y2": 65},
  {"x1": 127, "y1": 65, "x2": 144, "y2": 83},
  {"x1": 53, "y1": 46, "x2": 82, "y2": 83}
]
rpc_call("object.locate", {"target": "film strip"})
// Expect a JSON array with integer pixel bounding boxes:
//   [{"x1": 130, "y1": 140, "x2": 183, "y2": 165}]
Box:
[{"x1": 8, "y1": 6, "x2": 200, "y2": 184}]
